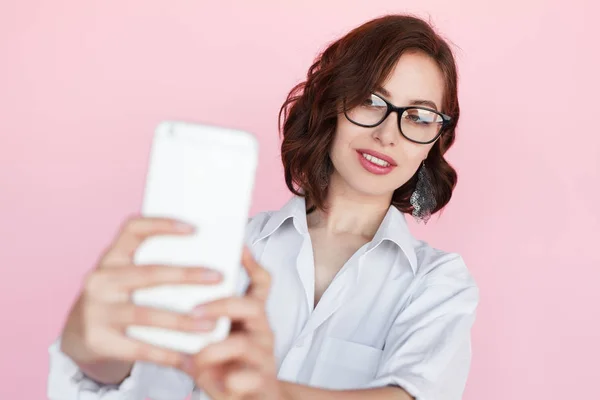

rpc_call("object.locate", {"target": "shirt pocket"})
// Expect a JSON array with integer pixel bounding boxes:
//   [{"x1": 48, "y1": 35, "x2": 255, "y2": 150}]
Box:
[{"x1": 309, "y1": 337, "x2": 383, "y2": 390}]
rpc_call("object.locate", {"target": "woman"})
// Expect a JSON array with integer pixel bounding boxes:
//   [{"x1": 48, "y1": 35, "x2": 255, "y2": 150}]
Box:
[{"x1": 48, "y1": 14, "x2": 479, "y2": 400}]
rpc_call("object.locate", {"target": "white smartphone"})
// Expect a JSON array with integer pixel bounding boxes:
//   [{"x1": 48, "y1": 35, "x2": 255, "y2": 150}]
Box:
[{"x1": 125, "y1": 120, "x2": 259, "y2": 354}]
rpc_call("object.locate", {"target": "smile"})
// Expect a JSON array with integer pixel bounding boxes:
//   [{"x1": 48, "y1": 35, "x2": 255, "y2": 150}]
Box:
[
  {"x1": 361, "y1": 152, "x2": 390, "y2": 167},
  {"x1": 356, "y1": 150, "x2": 397, "y2": 175}
]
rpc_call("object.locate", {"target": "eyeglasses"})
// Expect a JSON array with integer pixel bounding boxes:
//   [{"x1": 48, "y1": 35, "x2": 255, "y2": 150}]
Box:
[{"x1": 344, "y1": 93, "x2": 452, "y2": 144}]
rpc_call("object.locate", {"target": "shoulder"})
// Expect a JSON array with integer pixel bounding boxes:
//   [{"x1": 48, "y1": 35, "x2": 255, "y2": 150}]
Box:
[
  {"x1": 411, "y1": 239, "x2": 479, "y2": 294},
  {"x1": 244, "y1": 211, "x2": 274, "y2": 243}
]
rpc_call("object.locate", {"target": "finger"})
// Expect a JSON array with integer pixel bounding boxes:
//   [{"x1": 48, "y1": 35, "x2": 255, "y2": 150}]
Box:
[
  {"x1": 90, "y1": 330, "x2": 187, "y2": 370},
  {"x1": 192, "y1": 333, "x2": 274, "y2": 372},
  {"x1": 194, "y1": 297, "x2": 274, "y2": 348},
  {"x1": 124, "y1": 338, "x2": 188, "y2": 369},
  {"x1": 112, "y1": 304, "x2": 217, "y2": 333},
  {"x1": 84, "y1": 265, "x2": 222, "y2": 303},
  {"x1": 193, "y1": 365, "x2": 228, "y2": 399},
  {"x1": 225, "y1": 368, "x2": 264, "y2": 397},
  {"x1": 241, "y1": 247, "x2": 271, "y2": 302},
  {"x1": 118, "y1": 265, "x2": 222, "y2": 290},
  {"x1": 193, "y1": 297, "x2": 271, "y2": 333},
  {"x1": 103, "y1": 216, "x2": 195, "y2": 265}
]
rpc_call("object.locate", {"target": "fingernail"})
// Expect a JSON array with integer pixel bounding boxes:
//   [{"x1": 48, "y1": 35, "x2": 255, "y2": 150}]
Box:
[
  {"x1": 196, "y1": 319, "x2": 216, "y2": 331},
  {"x1": 192, "y1": 305, "x2": 205, "y2": 317},
  {"x1": 201, "y1": 270, "x2": 222, "y2": 282},
  {"x1": 175, "y1": 221, "x2": 195, "y2": 232}
]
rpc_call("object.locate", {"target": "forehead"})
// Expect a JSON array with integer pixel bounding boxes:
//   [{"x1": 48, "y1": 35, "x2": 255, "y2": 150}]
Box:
[{"x1": 380, "y1": 51, "x2": 445, "y2": 109}]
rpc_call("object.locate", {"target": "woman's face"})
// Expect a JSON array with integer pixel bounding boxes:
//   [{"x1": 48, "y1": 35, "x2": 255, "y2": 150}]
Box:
[{"x1": 329, "y1": 51, "x2": 445, "y2": 199}]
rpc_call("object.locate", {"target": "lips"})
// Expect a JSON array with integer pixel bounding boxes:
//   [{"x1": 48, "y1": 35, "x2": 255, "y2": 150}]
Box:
[
  {"x1": 355, "y1": 149, "x2": 397, "y2": 175},
  {"x1": 356, "y1": 149, "x2": 397, "y2": 166}
]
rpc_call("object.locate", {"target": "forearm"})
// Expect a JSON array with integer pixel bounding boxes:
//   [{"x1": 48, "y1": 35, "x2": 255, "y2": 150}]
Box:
[
  {"x1": 60, "y1": 333, "x2": 133, "y2": 385},
  {"x1": 76, "y1": 359, "x2": 133, "y2": 385},
  {"x1": 280, "y1": 381, "x2": 413, "y2": 400}
]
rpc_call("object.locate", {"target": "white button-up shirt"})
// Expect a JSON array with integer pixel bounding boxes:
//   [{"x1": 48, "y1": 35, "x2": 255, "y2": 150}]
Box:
[{"x1": 47, "y1": 196, "x2": 479, "y2": 400}]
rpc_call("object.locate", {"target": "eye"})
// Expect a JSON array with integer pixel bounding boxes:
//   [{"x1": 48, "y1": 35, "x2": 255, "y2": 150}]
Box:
[
  {"x1": 362, "y1": 94, "x2": 386, "y2": 108},
  {"x1": 404, "y1": 109, "x2": 441, "y2": 125},
  {"x1": 406, "y1": 113, "x2": 424, "y2": 123}
]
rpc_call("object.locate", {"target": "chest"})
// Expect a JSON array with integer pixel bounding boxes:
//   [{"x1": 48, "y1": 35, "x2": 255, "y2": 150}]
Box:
[
  {"x1": 309, "y1": 231, "x2": 369, "y2": 306},
  {"x1": 255, "y1": 238, "x2": 415, "y2": 390}
]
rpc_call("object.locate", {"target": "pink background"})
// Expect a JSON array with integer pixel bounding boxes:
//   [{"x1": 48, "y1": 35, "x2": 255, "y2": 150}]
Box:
[{"x1": 1, "y1": 1, "x2": 598, "y2": 399}]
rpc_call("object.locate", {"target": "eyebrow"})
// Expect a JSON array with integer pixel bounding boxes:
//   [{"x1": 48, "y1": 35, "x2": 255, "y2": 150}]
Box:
[
  {"x1": 375, "y1": 86, "x2": 392, "y2": 97},
  {"x1": 374, "y1": 86, "x2": 439, "y2": 111},
  {"x1": 408, "y1": 99, "x2": 439, "y2": 111}
]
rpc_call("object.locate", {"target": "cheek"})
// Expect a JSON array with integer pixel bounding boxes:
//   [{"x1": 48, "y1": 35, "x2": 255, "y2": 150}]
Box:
[
  {"x1": 398, "y1": 141, "x2": 431, "y2": 163},
  {"x1": 331, "y1": 117, "x2": 362, "y2": 155},
  {"x1": 394, "y1": 142, "x2": 434, "y2": 178}
]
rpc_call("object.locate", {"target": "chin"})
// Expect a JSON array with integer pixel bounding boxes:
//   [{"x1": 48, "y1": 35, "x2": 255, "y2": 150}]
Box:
[
  {"x1": 355, "y1": 182, "x2": 397, "y2": 198},
  {"x1": 334, "y1": 171, "x2": 398, "y2": 199}
]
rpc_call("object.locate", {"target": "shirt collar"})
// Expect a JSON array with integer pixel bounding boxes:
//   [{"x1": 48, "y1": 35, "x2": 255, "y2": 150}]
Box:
[
  {"x1": 253, "y1": 195, "x2": 417, "y2": 274},
  {"x1": 366, "y1": 205, "x2": 418, "y2": 274},
  {"x1": 253, "y1": 195, "x2": 308, "y2": 244}
]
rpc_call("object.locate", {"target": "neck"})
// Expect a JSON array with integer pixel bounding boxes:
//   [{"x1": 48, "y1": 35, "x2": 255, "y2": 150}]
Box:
[{"x1": 307, "y1": 171, "x2": 392, "y2": 239}]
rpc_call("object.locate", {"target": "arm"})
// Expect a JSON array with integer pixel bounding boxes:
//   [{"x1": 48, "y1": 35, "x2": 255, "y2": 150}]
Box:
[
  {"x1": 281, "y1": 382, "x2": 413, "y2": 400},
  {"x1": 58, "y1": 296, "x2": 134, "y2": 385},
  {"x1": 364, "y1": 254, "x2": 480, "y2": 400},
  {"x1": 282, "y1": 255, "x2": 478, "y2": 400},
  {"x1": 279, "y1": 254, "x2": 479, "y2": 400},
  {"x1": 73, "y1": 360, "x2": 132, "y2": 386},
  {"x1": 47, "y1": 338, "x2": 194, "y2": 400},
  {"x1": 187, "y1": 252, "x2": 478, "y2": 400},
  {"x1": 46, "y1": 217, "x2": 225, "y2": 399}
]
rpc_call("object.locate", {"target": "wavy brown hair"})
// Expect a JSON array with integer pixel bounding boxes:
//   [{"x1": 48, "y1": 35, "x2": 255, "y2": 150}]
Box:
[{"x1": 279, "y1": 14, "x2": 460, "y2": 215}]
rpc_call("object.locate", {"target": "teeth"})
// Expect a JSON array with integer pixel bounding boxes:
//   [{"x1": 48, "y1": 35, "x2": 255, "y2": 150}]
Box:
[{"x1": 362, "y1": 153, "x2": 390, "y2": 167}]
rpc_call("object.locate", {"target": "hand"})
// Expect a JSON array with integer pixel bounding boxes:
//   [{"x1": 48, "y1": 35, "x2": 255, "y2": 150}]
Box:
[
  {"x1": 59, "y1": 216, "x2": 224, "y2": 384},
  {"x1": 183, "y1": 248, "x2": 282, "y2": 400}
]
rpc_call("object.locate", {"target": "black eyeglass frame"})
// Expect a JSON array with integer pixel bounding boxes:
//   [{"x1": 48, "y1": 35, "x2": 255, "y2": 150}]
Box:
[{"x1": 343, "y1": 93, "x2": 452, "y2": 145}]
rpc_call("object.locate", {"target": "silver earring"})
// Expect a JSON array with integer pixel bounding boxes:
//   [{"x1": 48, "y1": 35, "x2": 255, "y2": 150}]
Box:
[
  {"x1": 320, "y1": 169, "x2": 329, "y2": 189},
  {"x1": 320, "y1": 157, "x2": 333, "y2": 189},
  {"x1": 410, "y1": 162, "x2": 437, "y2": 224}
]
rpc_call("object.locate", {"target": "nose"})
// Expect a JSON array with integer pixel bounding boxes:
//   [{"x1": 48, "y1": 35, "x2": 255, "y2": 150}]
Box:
[{"x1": 372, "y1": 112, "x2": 400, "y2": 146}]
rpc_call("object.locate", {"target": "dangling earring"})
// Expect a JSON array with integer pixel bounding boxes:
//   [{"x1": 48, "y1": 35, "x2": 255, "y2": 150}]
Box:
[
  {"x1": 410, "y1": 161, "x2": 437, "y2": 224},
  {"x1": 320, "y1": 157, "x2": 332, "y2": 189}
]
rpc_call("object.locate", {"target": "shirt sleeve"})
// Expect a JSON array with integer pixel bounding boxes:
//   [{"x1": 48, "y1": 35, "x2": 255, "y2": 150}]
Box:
[
  {"x1": 47, "y1": 337, "x2": 194, "y2": 400},
  {"x1": 235, "y1": 212, "x2": 273, "y2": 295},
  {"x1": 366, "y1": 253, "x2": 480, "y2": 400}
]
